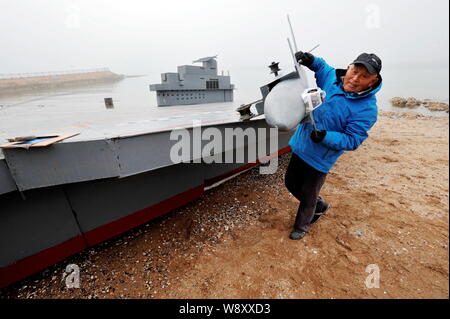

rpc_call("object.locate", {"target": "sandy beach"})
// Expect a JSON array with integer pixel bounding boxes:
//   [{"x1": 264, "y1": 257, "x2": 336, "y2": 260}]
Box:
[{"x1": 0, "y1": 111, "x2": 448, "y2": 299}]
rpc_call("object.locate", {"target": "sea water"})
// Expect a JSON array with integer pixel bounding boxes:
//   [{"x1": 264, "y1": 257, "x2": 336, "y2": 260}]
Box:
[{"x1": 0, "y1": 64, "x2": 448, "y2": 118}]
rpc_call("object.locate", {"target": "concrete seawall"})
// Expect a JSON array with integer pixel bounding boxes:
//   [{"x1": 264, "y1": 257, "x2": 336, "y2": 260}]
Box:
[{"x1": 0, "y1": 71, "x2": 125, "y2": 95}]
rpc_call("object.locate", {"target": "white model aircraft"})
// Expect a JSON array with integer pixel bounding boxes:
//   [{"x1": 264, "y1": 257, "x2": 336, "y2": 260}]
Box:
[{"x1": 237, "y1": 15, "x2": 325, "y2": 132}]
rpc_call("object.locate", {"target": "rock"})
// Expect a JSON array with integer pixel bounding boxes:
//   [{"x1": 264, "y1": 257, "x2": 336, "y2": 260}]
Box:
[
  {"x1": 405, "y1": 97, "x2": 422, "y2": 108},
  {"x1": 390, "y1": 97, "x2": 407, "y2": 107},
  {"x1": 391, "y1": 97, "x2": 422, "y2": 108},
  {"x1": 424, "y1": 102, "x2": 449, "y2": 113},
  {"x1": 391, "y1": 97, "x2": 449, "y2": 113},
  {"x1": 353, "y1": 230, "x2": 364, "y2": 237}
]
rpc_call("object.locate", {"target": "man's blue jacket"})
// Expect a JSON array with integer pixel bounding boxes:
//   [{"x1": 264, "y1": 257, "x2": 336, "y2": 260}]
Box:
[{"x1": 289, "y1": 57, "x2": 382, "y2": 173}]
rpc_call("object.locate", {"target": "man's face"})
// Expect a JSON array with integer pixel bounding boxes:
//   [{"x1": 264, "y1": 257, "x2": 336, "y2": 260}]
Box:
[{"x1": 343, "y1": 64, "x2": 379, "y2": 93}]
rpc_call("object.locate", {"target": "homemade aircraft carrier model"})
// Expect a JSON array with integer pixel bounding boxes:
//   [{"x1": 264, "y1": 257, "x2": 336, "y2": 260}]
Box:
[{"x1": 0, "y1": 56, "x2": 294, "y2": 288}]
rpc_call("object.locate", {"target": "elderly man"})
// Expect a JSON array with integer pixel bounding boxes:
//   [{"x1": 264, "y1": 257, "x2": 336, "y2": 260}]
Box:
[{"x1": 285, "y1": 52, "x2": 383, "y2": 240}]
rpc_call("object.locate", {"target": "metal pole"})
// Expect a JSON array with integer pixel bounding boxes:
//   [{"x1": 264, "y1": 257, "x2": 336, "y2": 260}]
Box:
[{"x1": 287, "y1": 14, "x2": 298, "y2": 52}]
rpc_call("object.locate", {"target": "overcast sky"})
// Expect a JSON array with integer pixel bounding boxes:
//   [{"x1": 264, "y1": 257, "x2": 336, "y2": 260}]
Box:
[{"x1": 0, "y1": 0, "x2": 448, "y2": 75}]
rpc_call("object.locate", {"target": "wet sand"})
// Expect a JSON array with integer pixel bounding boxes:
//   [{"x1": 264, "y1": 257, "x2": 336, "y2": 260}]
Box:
[{"x1": 0, "y1": 111, "x2": 448, "y2": 299}]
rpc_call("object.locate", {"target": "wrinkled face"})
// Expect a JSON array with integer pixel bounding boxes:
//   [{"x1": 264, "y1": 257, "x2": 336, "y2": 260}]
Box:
[{"x1": 343, "y1": 64, "x2": 379, "y2": 93}]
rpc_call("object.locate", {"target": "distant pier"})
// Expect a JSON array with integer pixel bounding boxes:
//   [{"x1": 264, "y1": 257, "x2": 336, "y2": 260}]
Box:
[{"x1": 0, "y1": 68, "x2": 125, "y2": 95}]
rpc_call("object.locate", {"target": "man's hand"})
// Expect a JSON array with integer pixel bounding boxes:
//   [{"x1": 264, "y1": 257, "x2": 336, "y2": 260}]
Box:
[
  {"x1": 310, "y1": 130, "x2": 327, "y2": 143},
  {"x1": 295, "y1": 51, "x2": 315, "y2": 67}
]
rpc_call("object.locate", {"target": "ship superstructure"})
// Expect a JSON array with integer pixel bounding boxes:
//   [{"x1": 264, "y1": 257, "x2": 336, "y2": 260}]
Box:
[{"x1": 150, "y1": 56, "x2": 234, "y2": 106}]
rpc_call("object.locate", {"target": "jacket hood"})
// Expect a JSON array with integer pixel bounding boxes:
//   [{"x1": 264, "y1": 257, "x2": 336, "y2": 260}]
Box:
[{"x1": 335, "y1": 69, "x2": 382, "y2": 100}]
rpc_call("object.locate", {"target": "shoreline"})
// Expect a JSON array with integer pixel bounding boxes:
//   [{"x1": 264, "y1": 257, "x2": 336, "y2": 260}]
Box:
[{"x1": 0, "y1": 71, "x2": 125, "y2": 96}]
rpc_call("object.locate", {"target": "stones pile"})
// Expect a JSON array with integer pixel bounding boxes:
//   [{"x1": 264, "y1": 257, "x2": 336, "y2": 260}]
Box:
[
  {"x1": 390, "y1": 97, "x2": 449, "y2": 113},
  {"x1": 424, "y1": 102, "x2": 449, "y2": 113}
]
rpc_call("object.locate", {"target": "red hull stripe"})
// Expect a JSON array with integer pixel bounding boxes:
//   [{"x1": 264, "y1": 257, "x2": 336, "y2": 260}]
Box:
[
  {"x1": 0, "y1": 185, "x2": 204, "y2": 289},
  {"x1": 205, "y1": 146, "x2": 291, "y2": 186},
  {"x1": 0, "y1": 147, "x2": 291, "y2": 288},
  {"x1": 0, "y1": 236, "x2": 86, "y2": 289},
  {"x1": 83, "y1": 185, "x2": 204, "y2": 247}
]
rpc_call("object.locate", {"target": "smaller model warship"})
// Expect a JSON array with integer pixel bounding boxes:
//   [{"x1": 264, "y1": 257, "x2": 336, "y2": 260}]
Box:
[{"x1": 150, "y1": 56, "x2": 234, "y2": 106}]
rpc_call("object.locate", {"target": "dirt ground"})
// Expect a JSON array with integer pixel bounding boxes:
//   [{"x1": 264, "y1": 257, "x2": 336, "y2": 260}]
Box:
[{"x1": 1, "y1": 111, "x2": 448, "y2": 299}]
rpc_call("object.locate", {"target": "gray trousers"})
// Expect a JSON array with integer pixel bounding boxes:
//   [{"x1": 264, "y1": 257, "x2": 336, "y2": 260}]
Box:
[{"x1": 285, "y1": 153, "x2": 328, "y2": 232}]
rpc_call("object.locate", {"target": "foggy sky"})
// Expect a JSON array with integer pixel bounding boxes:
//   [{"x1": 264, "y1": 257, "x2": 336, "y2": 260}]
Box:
[{"x1": 0, "y1": 0, "x2": 448, "y2": 75}]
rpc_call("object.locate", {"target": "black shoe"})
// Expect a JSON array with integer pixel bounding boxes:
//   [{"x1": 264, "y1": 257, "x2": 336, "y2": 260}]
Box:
[
  {"x1": 311, "y1": 202, "x2": 331, "y2": 224},
  {"x1": 315, "y1": 201, "x2": 330, "y2": 215},
  {"x1": 289, "y1": 229, "x2": 306, "y2": 240}
]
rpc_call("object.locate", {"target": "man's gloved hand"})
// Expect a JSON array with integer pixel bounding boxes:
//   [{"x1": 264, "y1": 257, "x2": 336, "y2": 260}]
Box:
[
  {"x1": 310, "y1": 130, "x2": 327, "y2": 143},
  {"x1": 295, "y1": 51, "x2": 314, "y2": 67}
]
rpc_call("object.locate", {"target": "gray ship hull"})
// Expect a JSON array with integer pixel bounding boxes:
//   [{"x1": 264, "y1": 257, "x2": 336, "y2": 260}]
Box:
[
  {"x1": 0, "y1": 113, "x2": 292, "y2": 288},
  {"x1": 156, "y1": 89, "x2": 233, "y2": 106}
]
